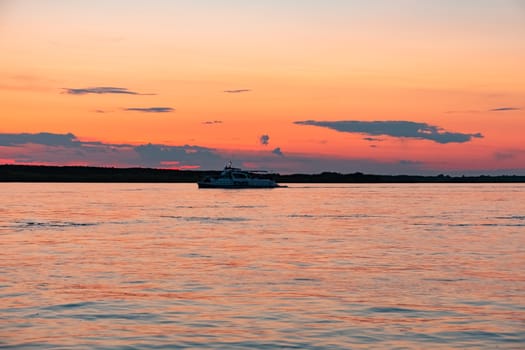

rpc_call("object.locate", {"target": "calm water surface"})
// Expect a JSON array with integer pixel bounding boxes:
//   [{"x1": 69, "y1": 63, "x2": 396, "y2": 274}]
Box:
[{"x1": 0, "y1": 183, "x2": 523, "y2": 349}]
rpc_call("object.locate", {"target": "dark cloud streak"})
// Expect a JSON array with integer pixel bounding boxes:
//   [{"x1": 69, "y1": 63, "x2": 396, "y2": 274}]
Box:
[
  {"x1": 124, "y1": 107, "x2": 174, "y2": 113},
  {"x1": 488, "y1": 107, "x2": 521, "y2": 112},
  {"x1": 62, "y1": 87, "x2": 155, "y2": 95},
  {"x1": 363, "y1": 137, "x2": 384, "y2": 142},
  {"x1": 294, "y1": 120, "x2": 483, "y2": 144},
  {"x1": 224, "y1": 89, "x2": 251, "y2": 93}
]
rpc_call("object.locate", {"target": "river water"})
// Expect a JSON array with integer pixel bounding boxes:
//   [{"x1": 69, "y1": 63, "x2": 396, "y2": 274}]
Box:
[{"x1": 0, "y1": 183, "x2": 523, "y2": 349}]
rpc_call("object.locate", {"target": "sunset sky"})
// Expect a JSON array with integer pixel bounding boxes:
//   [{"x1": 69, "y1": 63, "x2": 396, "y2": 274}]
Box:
[{"x1": 1, "y1": 0, "x2": 524, "y2": 174}]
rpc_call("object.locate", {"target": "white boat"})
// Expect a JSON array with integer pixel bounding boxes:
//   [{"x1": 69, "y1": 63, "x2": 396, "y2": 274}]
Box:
[{"x1": 198, "y1": 163, "x2": 283, "y2": 189}]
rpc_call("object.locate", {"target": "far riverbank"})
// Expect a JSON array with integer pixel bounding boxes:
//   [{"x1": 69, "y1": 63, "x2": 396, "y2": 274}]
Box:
[{"x1": 1, "y1": 165, "x2": 524, "y2": 183}]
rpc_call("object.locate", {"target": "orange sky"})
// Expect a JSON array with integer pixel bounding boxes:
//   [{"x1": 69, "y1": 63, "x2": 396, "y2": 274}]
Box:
[{"x1": 1, "y1": 0, "x2": 524, "y2": 174}]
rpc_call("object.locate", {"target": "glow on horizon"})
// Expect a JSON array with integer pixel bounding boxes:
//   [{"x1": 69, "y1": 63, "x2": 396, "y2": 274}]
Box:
[{"x1": 1, "y1": 0, "x2": 524, "y2": 174}]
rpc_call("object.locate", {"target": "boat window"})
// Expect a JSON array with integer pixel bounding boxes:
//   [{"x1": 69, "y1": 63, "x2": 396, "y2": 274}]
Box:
[{"x1": 233, "y1": 172, "x2": 247, "y2": 179}]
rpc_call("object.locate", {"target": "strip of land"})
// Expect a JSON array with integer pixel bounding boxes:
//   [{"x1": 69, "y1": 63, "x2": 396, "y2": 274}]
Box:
[{"x1": 1, "y1": 165, "x2": 524, "y2": 183}]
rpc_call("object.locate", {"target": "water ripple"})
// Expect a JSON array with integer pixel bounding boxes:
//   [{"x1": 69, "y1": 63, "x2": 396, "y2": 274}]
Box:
[
  {"x1": 14, "y1": 220, "x2": 99, "y2": 229},
  {"x1": 161, "y1": 215, "x2": 250, "y2": 223},
  {"x1": 1, "y1": 183, "x2": 523, "y2": 349}
]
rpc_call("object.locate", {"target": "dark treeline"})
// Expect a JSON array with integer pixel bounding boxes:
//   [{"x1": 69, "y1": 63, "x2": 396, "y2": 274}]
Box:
[
  {"x1": 1, "y1": 165, "x2": 524, "y2": 183},
  {"x1": 0, "y1": 165, "x2": 208, "y2": 183},
  {"x1": 280, "y1": 171, "x2": 525, "y2": 183}
]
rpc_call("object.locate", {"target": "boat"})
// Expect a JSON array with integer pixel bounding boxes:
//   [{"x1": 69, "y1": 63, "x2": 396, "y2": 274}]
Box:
[{"x1": 198, "y1": 163, "x2": 284, "y2": 189}]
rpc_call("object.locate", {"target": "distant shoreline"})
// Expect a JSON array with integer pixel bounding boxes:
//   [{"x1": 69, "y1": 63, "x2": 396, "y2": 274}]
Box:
[{"x1": 1, "y1": 165, "x2": 524, "y2": 183}]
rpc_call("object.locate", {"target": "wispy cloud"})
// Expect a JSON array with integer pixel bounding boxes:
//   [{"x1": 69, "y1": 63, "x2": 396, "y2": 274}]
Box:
[
  {"x1": 493, "y1": 149, "x2": 525, "y2": 161},
  {"x1": 444, "y1": 110, "x2": 480, "y2": 114},
  {"x1": 0, "y1": 73, "x2": 53, "y2": 92},
  {"x1": 294, "y1": 120, "x2": 483, "y2": 144},
  {"x1": 488, "y1": 107, "x2": 521, "y2": 112},
  {"x1": 124, "y1": 107, "x2": 174, "y2": 113},
  {"x1": 445, "y1": 107, "x2": 522, "y2": 114},
  {"x1": 494, "y1": 151, "x2": 516, "y2": 161},
  {"x1": 202, "y1": 120, "x2": 223, "y2": 125},
  {"x1": 62, "y1": 87, "x2": 154, "y2": 95},
  {"x1": 224, "y1": 89, "x2": 251, "y2": 93},
  {"x1": 260, "y1": 134, "x2": 270, "y2": 145},
  {"x1": 399, "y1": 160, "x2": 423, "y2": 166}
]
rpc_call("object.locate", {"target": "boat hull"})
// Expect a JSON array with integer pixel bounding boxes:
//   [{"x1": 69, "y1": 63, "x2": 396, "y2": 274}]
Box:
[{"x1": 198, "y1": 182, "x2": 281, "y2": 189}]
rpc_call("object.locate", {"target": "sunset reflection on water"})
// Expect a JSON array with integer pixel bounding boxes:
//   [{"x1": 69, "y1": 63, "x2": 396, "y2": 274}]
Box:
[{"x1": 1, "y1": 183, "x2": 524, "y2": 348}]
